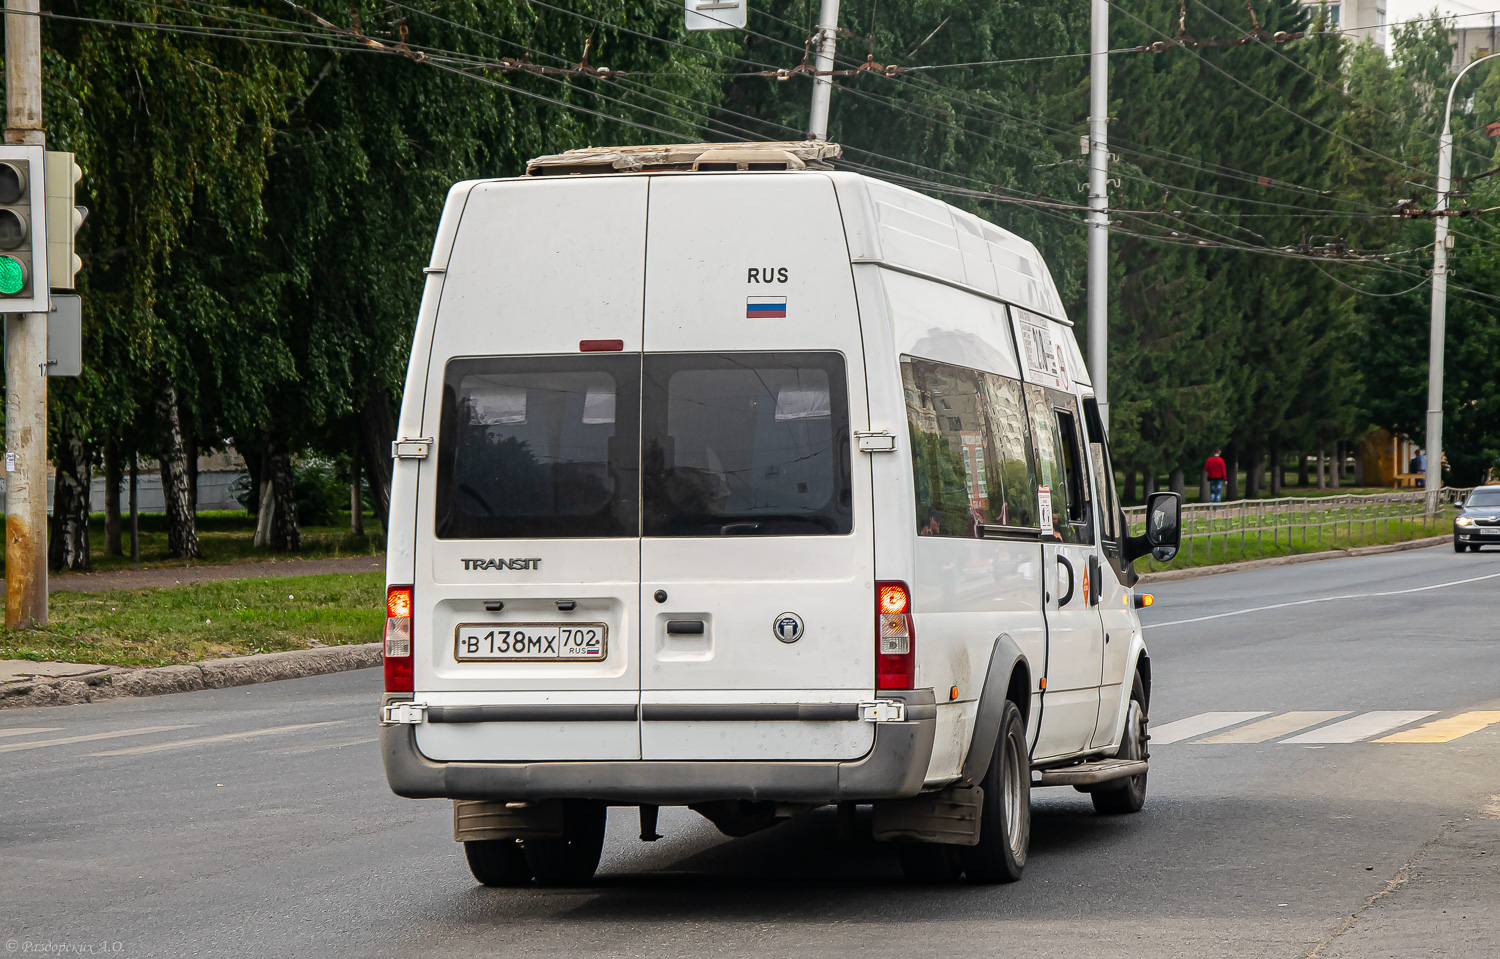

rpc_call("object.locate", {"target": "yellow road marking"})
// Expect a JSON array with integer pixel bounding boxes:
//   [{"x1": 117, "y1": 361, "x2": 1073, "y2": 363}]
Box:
[
  {"x1": 1195, "y1": 711, "x2": 1350, "y2": 744},
  {"x1": 1376, "y1": 711, "x2": 1500, "y2": 744}
]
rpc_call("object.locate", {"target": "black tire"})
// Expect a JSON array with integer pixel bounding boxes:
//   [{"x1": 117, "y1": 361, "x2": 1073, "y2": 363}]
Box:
[
  {"x1": 897, "y1": 841, "x2": 964, "y2": 883},
  {"x1": 1455, "y1": 537, "x2": 1466, "y2": 553},
  {"x1": 1092, "y1": 672, "x2": 1149, "y2": 815},
  {"x1": 959, "y1": 700, "x2": 1030, "y2": 883},
  {"x1": 464, "y1": 838, "x2": 532, "y2": 887},
  {"x1": 524, "y1": 800, "x2": 607, "y2": 886}
]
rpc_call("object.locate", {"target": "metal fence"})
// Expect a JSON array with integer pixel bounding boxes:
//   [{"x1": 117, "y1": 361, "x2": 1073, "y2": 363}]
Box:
[{"x1": 1123, "y1": 487, "x2": 1472, "y2": 570}]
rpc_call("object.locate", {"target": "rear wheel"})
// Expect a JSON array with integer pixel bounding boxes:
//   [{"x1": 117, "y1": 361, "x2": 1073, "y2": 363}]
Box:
[
  {"x1": 959, "y1": 700, "x2": 1030, "y2": 883},
  {"x1": 524, "y1": 800, "x2": 607, "y2": 886},
  {"x1": 464, "y1": 838, "x2": 532, "y2": 887},
  {"x1": 1092, "y1": 673, "x2": 1148, "y2": 815}
]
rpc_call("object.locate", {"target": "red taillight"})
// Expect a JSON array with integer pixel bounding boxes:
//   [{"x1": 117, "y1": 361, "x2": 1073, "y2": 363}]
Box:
[
  {"x1": 876, "y1": 580, "x2": 914, "y2": 690},
  {"x1": 579, "y1": 339, "x2": 625, "y2": 352},
  {"x1": 384, "y1": 584, "x2": 414, "y2": 693}
]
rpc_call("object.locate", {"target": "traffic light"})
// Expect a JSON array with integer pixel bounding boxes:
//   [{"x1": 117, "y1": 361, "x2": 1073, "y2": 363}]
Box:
[
  {"x1": 0, "y1": 144, "x2": 48, "y2": 313},
  {"x1": 44, "y1": 151, "x2": 82, "y2": 290}
]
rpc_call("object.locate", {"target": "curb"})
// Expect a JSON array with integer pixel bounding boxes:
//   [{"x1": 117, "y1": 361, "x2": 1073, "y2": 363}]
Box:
[
  {"x1": 1137, "y1": 535, "x2": 1450, "y2": 584},
  {"x1": 0, "y1": 642, "x2": 381, "y2": 710}
]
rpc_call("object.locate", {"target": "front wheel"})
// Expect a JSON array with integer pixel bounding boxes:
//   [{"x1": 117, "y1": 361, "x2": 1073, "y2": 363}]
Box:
[
  {"x1": 1455, "y1": 537, "x2": 1466, "y2": 553},
  {"x1": 959, "y1": 700, "x2": 1030, "y2": 883},
  {"x1": 1092, "y1": 673, "x2": 1149, "y2": 815}
]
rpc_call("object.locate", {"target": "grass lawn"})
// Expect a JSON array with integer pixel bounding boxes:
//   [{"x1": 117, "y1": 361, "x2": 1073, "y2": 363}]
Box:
[
  {"x1": 0, "y1": 509, "x2": 383, "y2": 576},
  {"x1": 1135, "y1": 514, "x2": 1454, "y2": 574},
  {"x1": 0, "y1": 571, "x2": 385, "y2": 668}
]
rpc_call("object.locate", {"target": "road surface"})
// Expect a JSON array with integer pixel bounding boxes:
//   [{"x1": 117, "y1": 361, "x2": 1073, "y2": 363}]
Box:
[{"x1": 2, "y1": 544, "x2": 1497, "y2": 958}]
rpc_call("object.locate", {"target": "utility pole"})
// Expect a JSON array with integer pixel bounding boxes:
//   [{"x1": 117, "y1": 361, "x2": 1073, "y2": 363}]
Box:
[
  {"x1": 4, "y1": 0, "x2": 48, "y2": 627},
  {"x1": 1087, "y1": 0, "x2": 1110, "y2": 429},
  {"x1": 1426, "y1": 51, "x2": 1500, "y2": 514},
  {"x1": 807, "y1": 0, "x2": 840, "y2": 140}
]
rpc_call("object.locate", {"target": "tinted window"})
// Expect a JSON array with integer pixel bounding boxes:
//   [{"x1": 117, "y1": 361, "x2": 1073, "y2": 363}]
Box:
[
  {"x1": 1084, "y1": 397, "x2": 1120, "y2": 543},
  {"x1": 1468, "y1": 489, "x2": 1500, "y2": 508},
  {"x1": 903, "y1": 357, "x2": 1037, "y2": 538},
  {"x1": 642, "y1": 352, "x2": 851, "y2": 536},
  {"x1": 1025, "y1": 385, "x2": 1094, "y2": 544},
  {"x1": 435, "y1": 355, "x2": 640, "y2": 539}
]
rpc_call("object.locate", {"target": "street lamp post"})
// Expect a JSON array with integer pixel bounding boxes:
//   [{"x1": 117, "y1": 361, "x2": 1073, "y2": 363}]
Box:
[{"x1": 1427, "y1": 51, "x2": 1500, "y2": 512}]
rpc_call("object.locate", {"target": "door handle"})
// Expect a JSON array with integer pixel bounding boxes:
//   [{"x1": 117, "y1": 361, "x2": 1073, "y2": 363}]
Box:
[
  {"x1": 666, "y1": 619, "x2": 705, "y2": 635},
  {"x1": 1056, "y1": 555, "x2": 1075, "y2": 608}
]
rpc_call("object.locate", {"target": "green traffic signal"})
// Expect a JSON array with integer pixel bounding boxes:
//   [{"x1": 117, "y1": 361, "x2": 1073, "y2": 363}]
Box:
[{"x1": 0, "y1": 255, "x2": 25, "y2": 294}]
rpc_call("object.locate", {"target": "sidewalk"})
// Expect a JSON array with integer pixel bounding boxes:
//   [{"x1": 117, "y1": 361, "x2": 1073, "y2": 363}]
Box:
[{"x1": 0, "y1": 554, "x2": 386, "y2": 595}]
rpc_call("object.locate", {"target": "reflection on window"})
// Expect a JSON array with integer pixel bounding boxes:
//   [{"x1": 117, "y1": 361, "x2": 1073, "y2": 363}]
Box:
[{"x1": 903, "y1": 357, "x2": 1037, "y2": 538}]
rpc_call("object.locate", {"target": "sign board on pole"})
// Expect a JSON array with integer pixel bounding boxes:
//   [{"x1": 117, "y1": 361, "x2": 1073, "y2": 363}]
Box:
[
  {"x1": 47, "y1": 293, "x2": 80, "y2": 376},
  {"x1": 685, "y1": 0, "x2": 746, "y2": 31}
]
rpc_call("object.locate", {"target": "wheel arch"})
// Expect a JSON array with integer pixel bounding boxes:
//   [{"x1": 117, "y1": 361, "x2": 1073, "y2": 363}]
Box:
[{"x1": 958, "y1": 633, "x2": 1030, "y2": 786}]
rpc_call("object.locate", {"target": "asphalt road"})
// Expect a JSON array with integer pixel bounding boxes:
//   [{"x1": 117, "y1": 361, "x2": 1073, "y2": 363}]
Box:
[{"x1": 3, "y1": 544, "x2": 1498, "y2": 958}]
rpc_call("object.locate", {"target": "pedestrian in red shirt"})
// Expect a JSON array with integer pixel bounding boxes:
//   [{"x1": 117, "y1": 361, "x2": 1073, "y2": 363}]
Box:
[{"x1": 1204, "y1": 450, "x2": 1227, "y2": 503}]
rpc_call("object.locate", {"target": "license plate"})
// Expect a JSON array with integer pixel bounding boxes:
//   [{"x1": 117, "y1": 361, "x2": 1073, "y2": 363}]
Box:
[
  {"x1": 454, "y1": 623, "x2": 607, "y2": 662},
  {"x1": 1483, "y1": 528, "x2": 1500, "y2": 536}
]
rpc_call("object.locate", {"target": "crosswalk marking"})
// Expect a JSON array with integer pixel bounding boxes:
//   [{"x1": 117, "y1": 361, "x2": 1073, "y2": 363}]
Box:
[
  {"x1": 1149, "y1": 711, "x2": 1269, "y2": 744},
  {"x1": 0, "y1": 727, "x2": 61, "y2": 739},
  {"x1": 1281, "y1": 711, "x2": 1437, "y2": 744},
  {"x1": 0, "y1": 725, "x2": 195, "y2": 754},
  {"x1": 90, "y1": 721, "x2": 346, "y2": 757},
  {"x1": 1194, "y1": 711, "x2": 1350, "y2": 744},
  {"x1": 1376, "y1": 711, "x2": 1500, "y2": 744}
]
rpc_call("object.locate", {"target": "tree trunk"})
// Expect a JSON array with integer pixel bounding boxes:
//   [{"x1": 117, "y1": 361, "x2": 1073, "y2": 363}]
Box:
[
  {"x1": 1226, "y1": 448, "x2": 1241, "y2": 502},
  {"x1": 253, "y1": 439, "x2": 274, "y2": 549},
  {"x1": 268, "y1": 441, "x2": 301, "y2": 553},
  {"x1": 1297, "y1": 450, "x2": 1309, "y2": 489},
  {"x1": 157, "y1": 384, "x2": 201, "y2": 560},
  {"x1": 182, "y1": 406, "x2": 198, "y2": 516},
  {"x1": 1317, "y1": 440, "x2": 1326, "y2": 489},
  {"x1": 350, "y1": 452, "x2": 364, "y2": 537},
  {"x1": 240, "y1": 446, "x2": 262, "y2": 517},
  {"x1": 103, "y1": 438, "x2": 123, "y2": 557},
  {"x1": 129, "y1": 454, "x2": 140, "y2": 562},
  {"x1": 1246, "y1": 448, "x2": 1264, "y2": 499},
  {"x1": 1199, "y1": 467, "x2": 1210, "y2": 503},
  {"x1": 1170, "y1": 467, "x2": 1185, "y2": 498},
  {"x1": 48, "y1": 425, "x2": 92, "y2": 572},
  {"x1": 359, "y1": 388, "x2": 396, "y2": 532},
  {"x1": 1331, "y1": 441, "x2": 1342, "y2": 489},
  {"x1": 1271, "y1": 447, "x2": 1283, "y2": 497},
  {"x1": 1144, "y1": 473, "x2": 1158, "y2": 496},
  {"x1": 1125, "y1": 469, "x2": 1137, "y2": 505},
  {"x1": 1353, "y1": 444, "x2": 1366, "y2": 486}
]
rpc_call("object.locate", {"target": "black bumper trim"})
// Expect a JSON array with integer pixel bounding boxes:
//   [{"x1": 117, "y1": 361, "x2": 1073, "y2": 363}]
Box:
[{"x1": 382, "y1": 690, "x2": 938, "y2": 805}]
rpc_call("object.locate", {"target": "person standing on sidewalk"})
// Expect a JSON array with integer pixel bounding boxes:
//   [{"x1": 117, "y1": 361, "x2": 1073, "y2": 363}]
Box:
[{"x1": 1204, "y1": 449, "x2": 1227, "y2": 503}]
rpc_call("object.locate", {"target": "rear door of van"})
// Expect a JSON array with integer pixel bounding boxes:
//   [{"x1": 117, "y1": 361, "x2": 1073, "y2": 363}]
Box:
[
  {"x1": 411, "y1": 177, "x2": 646, "y2": 763},
  {"x1": 638, "y1": 173, "x2": 877, "y2": 761}
]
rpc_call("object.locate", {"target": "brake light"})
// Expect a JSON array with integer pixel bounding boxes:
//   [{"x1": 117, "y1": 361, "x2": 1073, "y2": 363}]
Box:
[
  {"x1": 384, "y1": 585, "x2": 414, "y2": 693},
  {"x1": 579, "y1": 339, "x2": 625, "y2": 352},
  {"x1": 876, "y1": 580, "x2": 914, "y2": 690}
]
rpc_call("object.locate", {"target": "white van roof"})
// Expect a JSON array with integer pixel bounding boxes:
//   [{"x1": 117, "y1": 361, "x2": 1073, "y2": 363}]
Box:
[{"x1": 490, "y1": 141, "x2": 1070, "y2": 326}]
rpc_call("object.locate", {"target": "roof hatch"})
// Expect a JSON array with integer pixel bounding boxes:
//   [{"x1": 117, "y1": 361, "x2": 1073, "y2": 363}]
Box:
[{"x1": 525, "y1": 140, "x2": 842, "y2": 176}]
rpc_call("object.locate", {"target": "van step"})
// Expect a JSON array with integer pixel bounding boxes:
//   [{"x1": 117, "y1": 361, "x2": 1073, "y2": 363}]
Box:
[{"x1": 1032, "y1": 759, "x2": 1148, "y2": 787}]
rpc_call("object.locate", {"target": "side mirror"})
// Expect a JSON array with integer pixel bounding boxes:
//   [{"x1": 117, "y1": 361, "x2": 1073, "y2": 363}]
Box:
[{"x1": 1126, "y1": 491, "x2": 1183, "y2": 564}]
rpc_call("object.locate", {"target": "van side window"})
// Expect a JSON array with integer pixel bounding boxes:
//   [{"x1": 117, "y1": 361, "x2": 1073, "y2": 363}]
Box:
[
  {"x1": 1023, "y1": 385, "x2": 1094, "y2": 545},
  {"x1": 1084, "y1": 397, "x2": 1120, "y2": 545},
  {"x1": 902, "y1": 357, "x2": 1037, "y2": 537},
  {"x1": 435, "y1": 355, "x2": 641, "y2": 539},
  {"x1": 640, "y1": 352, "x2": 852, "y2": 537}
]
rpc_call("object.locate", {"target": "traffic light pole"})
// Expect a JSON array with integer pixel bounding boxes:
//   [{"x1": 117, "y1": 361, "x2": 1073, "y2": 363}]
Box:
[{"x1": 5, "y1": 0, "x2": 48, "y2": 627}]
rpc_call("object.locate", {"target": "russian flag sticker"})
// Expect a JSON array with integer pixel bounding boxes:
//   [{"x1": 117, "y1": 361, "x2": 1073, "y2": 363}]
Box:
[{"x1": 746, "y1": 296, "x2": 787, "y2": 318}]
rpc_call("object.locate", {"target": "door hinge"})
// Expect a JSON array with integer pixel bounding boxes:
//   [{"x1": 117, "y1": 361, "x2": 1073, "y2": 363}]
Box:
[
  {"x1": 381, "y1": 702, "x2": 428, "y2": 725},
  {"x1": 391, "y1": 438, "x2": 433, "y2": 460},
  {"x1": 859, "y1": 699, "x2": 907, "y2": 723},
  {"x1": 855, "y1": 430, "x2": 897, "y2": 453}
]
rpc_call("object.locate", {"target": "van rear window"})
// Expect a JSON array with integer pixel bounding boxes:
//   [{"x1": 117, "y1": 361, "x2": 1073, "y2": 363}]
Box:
[
  {"x1": 435, "y1": 355, "x2": 641, "y2": 539},
  {"x1": 641, "y1": 352, "x2": 852, "y2": 536}
]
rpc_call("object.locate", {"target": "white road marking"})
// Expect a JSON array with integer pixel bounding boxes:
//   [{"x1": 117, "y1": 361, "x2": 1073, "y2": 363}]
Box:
[
  {"x1": 0, "y1": 725, "x2": 196, "y2": 754},
  {"x1": 1281, "y1": 711, "x2": 1437, "y2": 744},
  {"x1": 263, "y1": 735, "x2": 377, "y2": 756},
  {"x1": 1143, "y1": 570, "x2": 1500, "y2": 630},
  {"x1": 1149, "y1": 711, "x2": 1269, "y2": 744},
  {"x1": 90, "y1": 721, "x2": 346, "y2": 756},
  {"x1": 0, "y1": 727, "x2": 61, "y2": 739},
  {"x1": 1194, "y1": 711, "x2": 1351, "y2": 744}
]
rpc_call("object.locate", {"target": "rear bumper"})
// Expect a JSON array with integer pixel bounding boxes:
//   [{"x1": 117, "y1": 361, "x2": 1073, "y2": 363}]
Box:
[{"x1": 380, "y1": 690, "x2": 937, "y2": 805}]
